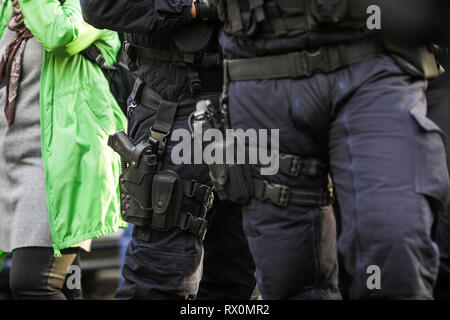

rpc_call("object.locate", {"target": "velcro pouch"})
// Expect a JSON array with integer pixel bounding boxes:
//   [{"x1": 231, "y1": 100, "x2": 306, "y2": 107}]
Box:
[{"x1": 151, "y1": 170, "x2": 183, "y2": 231}]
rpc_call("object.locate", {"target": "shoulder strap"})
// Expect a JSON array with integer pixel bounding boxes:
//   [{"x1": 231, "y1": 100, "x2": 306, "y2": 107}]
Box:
[{"x1": 81, "y1": 44, "x2": 117, "y2": 72}]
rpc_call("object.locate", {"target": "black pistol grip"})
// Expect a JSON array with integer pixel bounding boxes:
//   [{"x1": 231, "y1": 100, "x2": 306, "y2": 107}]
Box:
[{"x1": 108, "y1": 131, "x2": 135, "y2": 164}]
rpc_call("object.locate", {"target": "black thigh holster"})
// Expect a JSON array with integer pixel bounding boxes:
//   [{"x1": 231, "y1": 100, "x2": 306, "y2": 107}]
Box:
[
  {"x1": 191, "y1": 99, "x2": 332, "y2": 208},
  {"x1": 108, "y1": 81, "x2": 216, "y2": 241}
]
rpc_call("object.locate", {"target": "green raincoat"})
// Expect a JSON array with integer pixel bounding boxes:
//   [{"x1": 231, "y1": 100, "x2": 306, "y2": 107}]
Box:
[
  {"x1": 0, "y1": 0, "x2": 127, "y2": 267},
  {"x1": 0, "y1": 0, "x2": 11, "y2": 37}
]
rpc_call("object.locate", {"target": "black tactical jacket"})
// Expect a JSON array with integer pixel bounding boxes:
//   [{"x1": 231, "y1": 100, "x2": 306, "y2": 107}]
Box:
[{"x1": 81, "y1": 0, "x2": 222, "y2": 102}]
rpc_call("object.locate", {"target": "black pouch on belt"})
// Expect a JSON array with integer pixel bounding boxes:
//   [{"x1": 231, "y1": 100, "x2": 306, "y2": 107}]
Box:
[
  {"x1": 151, "y1": 170, "x2": 184, "y2": 231},
  {"x1": 210, "y1": 162, "x2": 254, "y2": 205}
]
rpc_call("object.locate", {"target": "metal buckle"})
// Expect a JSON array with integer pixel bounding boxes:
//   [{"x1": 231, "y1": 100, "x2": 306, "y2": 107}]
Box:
[
  {"x1": 123, "y1": 41, "x2": 131, "y2": 54},
  {"x1": 150, "y1": 127, "x2": 169, "y2": 143},
  {"x1": 262, "y1": 181, "x2": 290, "y2": 207},
  {"x1": 204, "y1": 188, "x2": 215, "y2": 209},
  {"x1": 127, "y1": 101, "x2": 137, "y2": 119}
]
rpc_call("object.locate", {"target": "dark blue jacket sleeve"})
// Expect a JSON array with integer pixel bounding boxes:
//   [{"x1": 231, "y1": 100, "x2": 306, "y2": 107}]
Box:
[{"x1": 80, "y1": 0, "x2": 193, "y2": 34}]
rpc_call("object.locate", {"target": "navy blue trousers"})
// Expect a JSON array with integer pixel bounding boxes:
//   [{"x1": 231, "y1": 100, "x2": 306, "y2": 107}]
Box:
[
  {"x1": 428, "y1": 75, "x2": 450, "y2": 291},
  {"x1": 229, "y1": 55, "x2": 450, "y2": 299},
  {"x1": 115, "y1": 108, "x2": 256, "y2": 300}
]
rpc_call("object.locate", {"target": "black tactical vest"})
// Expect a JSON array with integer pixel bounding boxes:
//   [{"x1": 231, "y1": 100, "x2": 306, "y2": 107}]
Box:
[
  {"x1": 217, "y1": 0, "x2": 367, "y2": 39},
  {"x1": 124, "y1": 21, "x2": 222, "y2": 96}
]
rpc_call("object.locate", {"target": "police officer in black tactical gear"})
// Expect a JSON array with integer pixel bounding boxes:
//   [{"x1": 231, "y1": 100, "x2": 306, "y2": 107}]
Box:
[
  {"x1": 205, "y1": 0, "x2": 450, "y2": 299},
  {"x1": 80, "y1": 0, "x2": 257, "y2": 300}
]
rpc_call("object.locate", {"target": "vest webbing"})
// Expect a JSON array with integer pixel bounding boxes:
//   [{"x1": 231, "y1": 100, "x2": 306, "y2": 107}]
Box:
[{"x1": 221, "y1": 0, "x2": 365, "y2": 39}]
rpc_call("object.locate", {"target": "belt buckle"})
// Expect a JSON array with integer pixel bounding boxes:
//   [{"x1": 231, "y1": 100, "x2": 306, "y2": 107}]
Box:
[
  {"x1": 263, "y1": 181, "x2": 290, "y2": 207},
  {"x1": 184, "y1": 213, "x2": 207, "y2": 238},
  {"x1": 305, "y1": 48, "x2": 324, "y2": 75},
  {"x1": 285, "y1": 154, "x2": 301, "y2": 177}
]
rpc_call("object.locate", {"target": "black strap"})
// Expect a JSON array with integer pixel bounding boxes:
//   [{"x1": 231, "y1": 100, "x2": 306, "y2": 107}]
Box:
[
  {"x1": 151, "y1": 99, "x2": 179, "y2": 142},
  {"x1": 225, "y1": 38, "x2": 385, "y2": 81},
  {"x1": 254, "y1": 152, "x2": 327, "y2": 177},
  {"x1": 187, "y1": 67, "x2": 203, "y2": 96},
  {"x1": 124, "y1": 42, "x2": 174, "y2": 63},
  {"x1": 227, "y1": 0, "x2": 244, "y2": 34},
  {"x1": 81, "y1": 44, "x2": 117, "y2": 72},
  {"x1": 253, "y1": 179, "x2": 331, "y2": 208},
  {"x1": 123, "y1": 41, "x2": 220, "y2": 68},
  {"x1": 265, "y1": 1, "x2": 288, "y2": 37},
  {"x1": 129, "y1": 78, "x2": 220, "y2": 118},
  {"x1": 177, "y1": 212, "x2": 208, "y2": 239},
  {"x1": 278, "y1": 153, "x2": 326, "y2": 177},
  {"x1": 223, "y1": 0, "x2": 310, "y2": 38},
  {"x1": 137, "y1": 211, "x2": 208, "y2": 241},
  {"x1": 182, "y1": 180, "x2": 215, "y2": 209},
  {"x1": 249, "y1": 0, "x2": 266, "y2": 23}
]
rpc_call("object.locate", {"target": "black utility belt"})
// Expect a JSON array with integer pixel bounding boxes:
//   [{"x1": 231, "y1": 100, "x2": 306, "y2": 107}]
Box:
[
  {"x1": 209, "y1": 162, "x2": 331, "y2": 208},
  {"x1": 253, "y1": 179, "x2": 331, "y2": 208},
  {"x1": 129, "y1": 77, "x2": 220, "y2": 144},
  {"x1": 123, "y1": 41, "x2": 221, "y2": 68},
  {"x1": 224, "y1": 38, "x2": 386, "y2": 81}
]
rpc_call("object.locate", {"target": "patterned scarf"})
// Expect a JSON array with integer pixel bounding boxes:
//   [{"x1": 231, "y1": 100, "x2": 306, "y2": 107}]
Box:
[{"x1": 0, "y1": 0, "x2": 33, "y2": 125}]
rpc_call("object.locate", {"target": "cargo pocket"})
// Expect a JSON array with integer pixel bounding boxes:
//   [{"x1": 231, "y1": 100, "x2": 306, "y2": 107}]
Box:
[{"x1": 411, "y1": 107, "x2": 450, "y2": 208}]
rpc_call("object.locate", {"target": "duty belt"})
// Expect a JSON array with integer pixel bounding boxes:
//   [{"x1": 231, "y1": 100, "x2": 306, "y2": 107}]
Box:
[
  {"x1": 124, "y1": 41, "x2": 221, "y2": 68},
  {"x1": 257, "y1": 153, "x2": 327, "y2": 177},
  {"x1": 253, "y1": 179, "x2": 331, "y2": 208},
  {"x1": 224, "y1": 38, "x2": 386, "y2": 81},
  {"x1": 129, "y1": 77, "x2": 220, "y2": 143}
]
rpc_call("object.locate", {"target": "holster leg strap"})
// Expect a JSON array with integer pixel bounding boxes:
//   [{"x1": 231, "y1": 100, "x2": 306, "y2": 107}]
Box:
[{"x1": 177, "y1": 212, "x2": 208, "y2": 239}]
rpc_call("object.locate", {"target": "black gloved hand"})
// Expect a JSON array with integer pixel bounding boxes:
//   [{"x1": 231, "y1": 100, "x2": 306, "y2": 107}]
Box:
[{"x1": 194, "y1": 0, "x2": 218, "y2": 21}]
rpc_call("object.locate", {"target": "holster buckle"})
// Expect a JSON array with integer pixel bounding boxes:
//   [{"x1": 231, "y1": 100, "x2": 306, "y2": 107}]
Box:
[
  {"x1": 150, "y1": 128, "x2": 169, "y2": 144},
  {"x1": 182, "y1": 213, "x2": 208, "y2": 239}
]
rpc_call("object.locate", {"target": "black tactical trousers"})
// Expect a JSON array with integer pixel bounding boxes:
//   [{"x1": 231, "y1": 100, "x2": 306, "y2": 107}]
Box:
[{"x1": 115, "y1": 105, "x2": 256, "y2": 300}]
